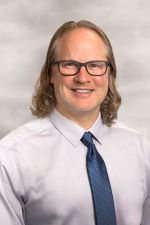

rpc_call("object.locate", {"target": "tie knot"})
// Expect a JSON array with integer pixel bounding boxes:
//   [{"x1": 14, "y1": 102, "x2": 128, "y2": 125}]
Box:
[{"x1": 81, "y1": 132, "x2": 94, "y2": 147}]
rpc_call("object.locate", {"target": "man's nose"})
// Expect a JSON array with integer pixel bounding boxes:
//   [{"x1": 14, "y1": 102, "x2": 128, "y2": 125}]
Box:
[{"x1": 74, "y1": 66, "x2": 90, "y2": 82}]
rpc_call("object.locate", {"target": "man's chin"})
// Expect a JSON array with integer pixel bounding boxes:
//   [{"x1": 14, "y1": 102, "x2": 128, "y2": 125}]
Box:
[{"x1": 72, "y1": 106, "x2": 100, "y2": 115}]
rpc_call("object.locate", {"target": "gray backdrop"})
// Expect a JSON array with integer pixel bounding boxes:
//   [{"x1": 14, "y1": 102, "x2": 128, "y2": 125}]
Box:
[{"x1": 0, "y1": 0, "x2": 150, "y2": 140}]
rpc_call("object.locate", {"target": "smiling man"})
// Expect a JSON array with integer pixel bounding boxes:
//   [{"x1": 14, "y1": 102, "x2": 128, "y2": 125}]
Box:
[
  {"x1": 0, "y1": 20, "x2": 150, "y2": 225},
  {"x1": 50, "y1": 28, "x2": 109, "y2": 128}
]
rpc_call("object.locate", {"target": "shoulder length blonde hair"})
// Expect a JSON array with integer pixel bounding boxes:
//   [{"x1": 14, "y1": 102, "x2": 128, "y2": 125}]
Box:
[{"x1": 31, "y1": 20, "x2": 121, "y2": 126}]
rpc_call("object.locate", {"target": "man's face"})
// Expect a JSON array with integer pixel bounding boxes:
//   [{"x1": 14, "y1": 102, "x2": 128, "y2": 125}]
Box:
[{"x1": 50, "y1": 28, "x2": 109, "y2": 121}]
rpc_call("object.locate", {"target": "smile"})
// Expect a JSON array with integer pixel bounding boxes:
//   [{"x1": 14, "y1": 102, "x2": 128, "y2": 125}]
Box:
[{"x1": 72, "y1": 89, "x2": 94, "y2": 93}]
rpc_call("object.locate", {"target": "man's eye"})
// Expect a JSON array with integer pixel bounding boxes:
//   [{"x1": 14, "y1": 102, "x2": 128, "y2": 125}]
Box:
[
  {"x1": 89, "y1": 63, "x2": 99, "y2": 68},
  {"x1": 62, "y1": 62, "x2": 76, "y2": 67},
  {"x1": 91, "y1": 64, "x2": 97, "y2": 67},
  {"x1": 89, "y1": 62, "x2": 105, "y2": 69}
]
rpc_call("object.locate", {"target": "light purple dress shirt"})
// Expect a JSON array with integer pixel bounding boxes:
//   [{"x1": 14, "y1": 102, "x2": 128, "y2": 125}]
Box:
[{"x1": 0, "y1": 109, "x2": 150, "y2": 225}]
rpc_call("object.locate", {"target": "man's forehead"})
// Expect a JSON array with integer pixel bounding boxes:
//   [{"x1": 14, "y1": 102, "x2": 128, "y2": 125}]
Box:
[{"x1": 55, "y1": 28, "x2": 107, "y2": 56}]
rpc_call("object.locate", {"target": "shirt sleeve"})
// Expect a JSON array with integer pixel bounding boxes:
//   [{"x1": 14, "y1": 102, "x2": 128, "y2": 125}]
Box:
[
  {"x1": 141, "y1": 138, "x2": 150, "y2": 225},
  {"x1": 141, "y1": 191, "x2": 150, "y2": 225},
  {"x1": 0, "y1": 146, "x2": 25, "y2": 225}
]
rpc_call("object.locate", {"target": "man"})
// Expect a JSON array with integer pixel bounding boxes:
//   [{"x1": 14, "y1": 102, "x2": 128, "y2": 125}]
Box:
[{"x1": 0, "y1": 20, "x2": 150, "y2": 225}]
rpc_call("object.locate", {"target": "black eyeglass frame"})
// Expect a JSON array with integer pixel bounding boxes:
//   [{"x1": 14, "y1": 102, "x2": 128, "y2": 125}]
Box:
[{"x1": 53, "y1": 60, "x2": 110, "y2": 76}]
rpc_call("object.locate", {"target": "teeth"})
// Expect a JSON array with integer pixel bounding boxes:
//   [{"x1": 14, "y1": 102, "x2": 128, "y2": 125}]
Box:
[{"x1": 75, "y1": 89, "x2": 92, "y2": 93}]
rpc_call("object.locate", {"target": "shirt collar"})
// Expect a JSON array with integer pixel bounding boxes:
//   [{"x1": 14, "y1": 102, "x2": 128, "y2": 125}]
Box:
[
  {"x1": 88, "y1": 116, "x2": 103, "y2": 144},
  {"x1": 49, "y1": 109, "x2": 104, "y2": 146}
]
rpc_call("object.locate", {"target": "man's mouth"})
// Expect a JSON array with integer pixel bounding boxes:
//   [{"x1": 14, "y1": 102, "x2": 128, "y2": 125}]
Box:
[{"x1": 71, "y1": 89, "x2": 94, "y2": 93}]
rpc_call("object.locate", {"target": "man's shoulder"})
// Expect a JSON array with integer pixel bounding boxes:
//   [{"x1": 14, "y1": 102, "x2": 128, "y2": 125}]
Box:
[
  {"x1": 109, "y1": 121, "x2": 150, "y2": 145},
  {"x1": 0, "y1": 116, "x2": 52, "y2": 150},
  {"x1": 101, "y1": 121, "x2": 150, "y2": 156},
  {"x1": 111, "y1": 121, "x2": 140, "y2": 134}
]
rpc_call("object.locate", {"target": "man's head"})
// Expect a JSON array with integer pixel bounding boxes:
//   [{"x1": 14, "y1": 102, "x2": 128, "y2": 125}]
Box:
[{"x1": 31, "y1": 20, "x2": 121, "y2": 126}]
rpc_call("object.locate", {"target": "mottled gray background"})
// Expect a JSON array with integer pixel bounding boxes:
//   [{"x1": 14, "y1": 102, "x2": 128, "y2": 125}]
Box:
[{"x1": 0, "y1": 0, "x2": 150, "y2": 140}]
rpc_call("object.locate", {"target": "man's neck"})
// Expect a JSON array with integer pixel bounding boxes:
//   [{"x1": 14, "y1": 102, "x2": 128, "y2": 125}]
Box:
[{"x1": 55, "y1": 108, "x2": 100, "y2": 130}]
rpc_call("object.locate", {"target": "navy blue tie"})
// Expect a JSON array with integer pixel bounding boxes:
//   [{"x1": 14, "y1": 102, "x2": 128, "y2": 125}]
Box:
[{"x1": 81, "y1": 132, "x2": 116, "y2": 225}]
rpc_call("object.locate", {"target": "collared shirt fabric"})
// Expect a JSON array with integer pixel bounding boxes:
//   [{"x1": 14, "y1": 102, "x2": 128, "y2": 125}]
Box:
[{"x1": 0, "y1": 109, "x2": 150, "y2": 225}]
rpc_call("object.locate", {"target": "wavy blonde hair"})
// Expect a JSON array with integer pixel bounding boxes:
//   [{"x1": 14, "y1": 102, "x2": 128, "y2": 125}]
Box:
[{"x1": 31, "y1": 20, "x2": 121, "y2": 126}]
